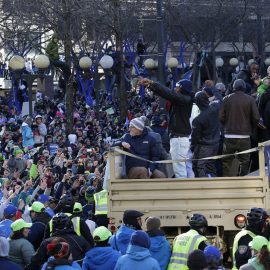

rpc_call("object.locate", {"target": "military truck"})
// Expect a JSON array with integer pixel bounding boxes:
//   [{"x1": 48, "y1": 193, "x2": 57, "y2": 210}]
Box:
[{"x1": 107, "y1": 141, "x2": 270, "y2": 261}]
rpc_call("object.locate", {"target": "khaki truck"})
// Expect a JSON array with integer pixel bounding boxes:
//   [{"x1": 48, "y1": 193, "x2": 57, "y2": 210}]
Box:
[{"x1": 107, "y1": 141, "x2": 270, "y2": 263}]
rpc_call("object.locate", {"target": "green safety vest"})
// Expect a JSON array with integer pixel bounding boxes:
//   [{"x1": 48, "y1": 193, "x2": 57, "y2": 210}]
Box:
[
  {"x1": 49, "y1": 213, "x2": 81, "y2": 236},
  {"x1": 94, "y1": 189, "x2": 108, "y2": 215},
  {"x1": 232, "y1": 229, "x2": 256, "y2": 270},
  {"x1": 167, "y1": 229, "x2": 207, "y2": 270}
]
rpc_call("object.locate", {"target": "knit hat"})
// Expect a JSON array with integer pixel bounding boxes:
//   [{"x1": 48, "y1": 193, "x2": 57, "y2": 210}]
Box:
[
  {"x1": 93, "y1": 226, "x2": 112, "y2": 242},
  {"x1": 0, "y1": 237, "x2": 9, "y2": 257},
  {"x1": 130, "y1": 230, "x2": 151, "y2": 249},
  {"x1": 176, "y1": 79, "x2": 193, "y2": 94},
  {"x1": 24, "y1": 116, "x2": 33, "y2": 126},
  {"x1": 146, "y1": 217, "x2": 161, "y2": 231},
  {"x1": 204, "y1": 246, "x2": 222, "y2": 264},
  {"x1": 35, "y1": 115, "x2": 42, "y2": 120},
  {"x1": 129, "y1": 117, "x2": 145, "y2": 131},
  {"x1": 73, "y1": 202, "x2": 83, "y2": 213},
  {"x1": 233, "y1": 79, "x2": 246, "y2": 92},
  {"x1": 202, "y1": 87, "x2": 213, "y2": 97},
  {"x1": 14, "y1": 148, "x2": 23, "y2": 156},
  {"x1": 47, "y1": 241, "x2": 71, "y2": 259},
  {"x1": 187, "y1": 250, "x2": 208, "y2": 270},
  {"x1": 29, "y1": 201, "x2": 45, "y2": 213},
  {"x1": 4, "y1": 204, "x2": 17, "y2": 217},
  {"x1": 215, "y1": 82, "x2": 225, "y2": 91},
  {"x1": 38, "y1": 194, "x2": 50, "y2": 204}
]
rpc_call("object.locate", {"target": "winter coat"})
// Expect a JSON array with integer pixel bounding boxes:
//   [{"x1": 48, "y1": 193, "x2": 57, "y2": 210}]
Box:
[
  {"x1": 0, "y1": 218, "x2": 13, "y2": 238},
  {"x1": 114, "y1": 128, "x2": 161, "y2": 173},
  {"x1": 0, "y1": 257, "x2": 23, "y2": 270},
  {"x1": 45, "y1": 40, "x2": 59, "y2": 62},
  {"x1": 22, "y1": 123, "x2": 34, "y2": 148},
  {"x1": 7, "y1": 157, "x2": 27, "y2": 174},
  {"x1": 239, "y1": 257, "x2": 263, "y2": 270},
  {"x1": 9, "y1": 238, "x2": 35, "y2": 268},
  {"x1": 114, "y1": 244, "x2": 160, "y2": 270},
  {"x1": 33, "y1": 123, "x2": 47, "y2": 144},
  {"x1": 109, "y1": 225, "x2": 135, "y2": 255},
  {"x1": 149, "y1": 82, "x2": 193, "y2": 137},
  {"x1": 26, "y1": 229, "x2": 92, "y2": 270},
  {"x1": 148, "y1": 230, "x2": 171, "y2": 270},
  {"x1": 220, "y1": 91, "x2": 260, "y2": 136},
  {"x1": 191, "y1": 93, "x2": 222, "y2": 149},
  {"x1": 82, "y1": 246, "x2": 121, "y2": 270},
  {"x1": 27, "y1": 211, "x2": 51, "y2": 250},
  {"x1": 41, "y1": 257, "x2": 82, "y2": 270}
]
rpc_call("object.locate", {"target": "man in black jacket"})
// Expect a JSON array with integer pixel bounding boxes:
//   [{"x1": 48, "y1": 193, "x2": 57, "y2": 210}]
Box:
[
  {"x1": 140, "y1": 78, "x2": 193, "y2": 178},
  {"x1": 26, "y1": 213, "x2": 92, "y2": 270},
  {"x1": 191, "y1": 89, "x2": 222, "y2": 177}
]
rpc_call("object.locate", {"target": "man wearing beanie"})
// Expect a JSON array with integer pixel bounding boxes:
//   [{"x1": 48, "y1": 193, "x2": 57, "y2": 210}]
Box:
[
  {"x1": 110, "y1": 210, "x2": 144, "y2": 255},
  {"x1": 113, "y1": 116, "x2": 165, "y2": 179},
  {"x1": 187, "y1": 250, "x2": 208, "y2": 270},
  {"x1": 114, "y1": 230, "x2": 160, "y2": 270},
  {"x1": 146, "y1": 217, "x2": 171, "y2": 270},
  {"x1": 220, "y1": 78, "x2": 260, "y2": 176},
  {"x1": 139, "y1": 78, "x2": 194, "y2": 178}
]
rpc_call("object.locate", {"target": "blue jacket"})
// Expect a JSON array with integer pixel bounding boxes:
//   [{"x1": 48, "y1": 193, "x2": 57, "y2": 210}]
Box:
[
  {"x1": 82, "y1": 246, "x2": 120, "y2": 270},
  {"x1": 148, "y1": 235, "x2": 171, "y2": 270},
  {"x1": 41, "y1": 257, "x2": 81, "y2": 270},
  {"x1": 114, "y1": 128, "x2": 160, "y2": 173},
  {"x1": 109, "y1": 225, "x2": 135, "y2": 255},
  {"x1": 0, "y1": 219, "x2": 13, "y2": 238},
  {"x1": 22, "y1": 123, "x2": 34, "y2": 147},
  {"x1": 114, "y1": 244, "x2": 160, "y2": 270},
  {"x1": 0, "y1": 257, "x2": 22, "y2": 270}
]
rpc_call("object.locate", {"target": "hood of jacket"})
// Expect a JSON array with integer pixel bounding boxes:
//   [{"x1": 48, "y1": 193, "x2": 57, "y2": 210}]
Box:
[
  {"x1": 126, "y1": 244, "x2": 151, "y2": 260},
  {"x1": 116, "y1": 225, "x2": 135, "y2": 247},
  {"x1": 149, "y1": 235, "x2": 168, "y2": 252},
  {"x1": 195, "y1": 91, "x2": 209, "y2": 110},
  {"x1": 85, "y1": 246, "x2": 116, "y2": 265},
  {"x1": 33, "y1": 211, "x2": 51, "y2": 224}
]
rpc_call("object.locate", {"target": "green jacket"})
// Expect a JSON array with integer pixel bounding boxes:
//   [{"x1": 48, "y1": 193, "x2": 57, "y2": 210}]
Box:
[{"x1": 45, "y1": 40, "x2": 59, "y2": 61}]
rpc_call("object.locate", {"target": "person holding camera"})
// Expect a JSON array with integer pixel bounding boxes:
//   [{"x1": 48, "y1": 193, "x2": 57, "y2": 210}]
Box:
[
  {"x1": 33, "y1": 115, "x2": 47, "y2": 147},
  {"x1": 21, "y1": 116, "x2": 34, "y2": 149}
]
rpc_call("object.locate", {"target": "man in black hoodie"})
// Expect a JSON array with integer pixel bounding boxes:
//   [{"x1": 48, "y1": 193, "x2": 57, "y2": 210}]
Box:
[
  {"x1": 191, "y1": 88, "x2": 222, "y2": 177},
  {"x1": 26, "y1": 213, "x2": 92, "y2": 270}
]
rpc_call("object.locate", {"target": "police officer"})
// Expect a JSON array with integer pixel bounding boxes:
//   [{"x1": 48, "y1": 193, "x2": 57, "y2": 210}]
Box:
[
  {"x1": 232, "y1": 207, "x2": 268, "y2": 270},
  {"x1": 45, "y1": 193, "x2": 93, "y2": 245},
  {"x1": 94, "y1": 189, "x2": 109, "y2": 227},
  {"x1": 167, "y1": 213, "x2": 208, "y2": 270}
]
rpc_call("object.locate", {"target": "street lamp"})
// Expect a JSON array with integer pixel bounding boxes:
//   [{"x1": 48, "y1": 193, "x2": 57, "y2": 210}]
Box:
[
  {"x1": 9, "y1": 54, "x2": 50, "y2": 117},
  {"x1": 167, "y1": 57, "x2": 179, "y2": 69},
  {"x1": 144, "y1": 58, "x2": 155, "y2": 69},
  {"x1": 79, "y1": 56, "x2": 92, "y2": 70},
  {"x1": 99, "y1": 55, "x2": 114, "y2": 69},
  {"x1": 264, "y1": 58, "x2": 270, "y2": 66},
  {"x1": 229, "y1": 58, "x2": 239, "y2": 67},
  {"x1": 215, "y1": 57, "x2": 224, "y2": 68},
  {"x1": 248, "y1": 59, "x2": 255, "y2": 66}
]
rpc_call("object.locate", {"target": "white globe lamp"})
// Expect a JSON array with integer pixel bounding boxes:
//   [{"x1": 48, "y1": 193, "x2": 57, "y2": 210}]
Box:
[
  {"x1": 216, "y1": 57, "x2": 224, "y2": 68},
  {"x1": 99, "y1": 55, "x2": 114, "y2": 69},
  {"x1": 265, "y1": 58, "x2": 270, "y2": 66},
  {"x1": 248, "y1": 59, "x2": 255, "y2": 66},
  {"x1": 144, "y1": 58, "x2": 155, "y2": 69},
  {"x1": 34, "y1": 54, "x2": 50, "y2": 69},
  {"x1": 229, "y1": 58, "x2": 239, "y2": 67},
  {"x1": 79, "y1": 56, "x2": 92, "y2": 69},
  {"x1": 168, "y1": 57, "x2": 179, "y2": 68},
  {"x1": 9, "y1": 55, "x2": 25, "y2": 70}
]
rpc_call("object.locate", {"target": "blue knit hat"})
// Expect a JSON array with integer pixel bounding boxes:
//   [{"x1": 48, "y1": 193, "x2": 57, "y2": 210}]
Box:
[
  {"x1": 176, "y1": 79, "x2": 193, "y2": 94},
  {"x1": 130, "y1": 230, "x2": 150, "y2": 249}
]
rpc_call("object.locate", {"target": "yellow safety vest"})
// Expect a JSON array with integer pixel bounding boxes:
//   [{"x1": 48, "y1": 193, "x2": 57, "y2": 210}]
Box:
[
  {"x1": 94, "y1": 189, "x2": 108, "y2": 215},
  {"x1": 167, "y1": 229, "x2": 207, "y2": 270},
  {"x1": 49, "y1": 213, "x2": 81, "y2": 236},
  {"x1": 232, "y1": 229, "x2": 256, "y2": 270}
]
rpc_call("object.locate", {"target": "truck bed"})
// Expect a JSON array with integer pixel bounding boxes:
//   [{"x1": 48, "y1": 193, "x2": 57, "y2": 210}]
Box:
[{"x1": 108, "y1": 176, "x2": 269, "y2": 231}]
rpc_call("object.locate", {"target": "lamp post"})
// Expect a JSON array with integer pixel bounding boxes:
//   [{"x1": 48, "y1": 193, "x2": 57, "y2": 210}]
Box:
[
  {"x1": 99, "y1": 55, "x2": 114, "y2": 102},
  {"x1": 264, "y1": 58, "x2": 270, "y2": 66},
  {"x1": 215, "y1": 57, "x2": 224, "y2": 81},
  {"x1": 9, "y1": 54, "x2": 50, "y2": 117},
  {"x1": 168, "y1": 57, "x2": 179, "y2": 88}
]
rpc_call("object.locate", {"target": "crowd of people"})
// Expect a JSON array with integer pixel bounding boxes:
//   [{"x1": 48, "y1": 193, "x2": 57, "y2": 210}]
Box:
[{"x1": 0, "y1": 52, "x2": 269, "y2": 270}]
